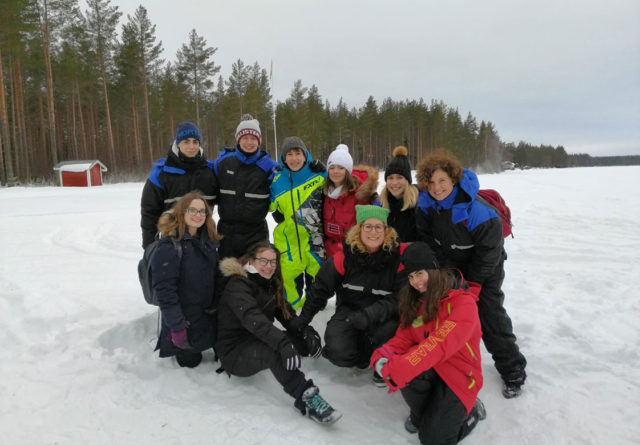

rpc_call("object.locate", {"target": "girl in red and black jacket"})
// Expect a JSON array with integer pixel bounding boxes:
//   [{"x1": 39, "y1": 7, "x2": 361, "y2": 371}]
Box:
[
  {"x1": 323, "y1": 144, "x2": 379, "y2": 258},
  {"x1": 371, "y1": 242, "x2": 486, "y2": 445}
]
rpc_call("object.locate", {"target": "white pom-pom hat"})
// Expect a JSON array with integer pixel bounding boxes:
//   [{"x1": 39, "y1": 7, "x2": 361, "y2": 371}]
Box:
[{"x1": 327, "y1": 144, "x2": 353, "y2": 173}]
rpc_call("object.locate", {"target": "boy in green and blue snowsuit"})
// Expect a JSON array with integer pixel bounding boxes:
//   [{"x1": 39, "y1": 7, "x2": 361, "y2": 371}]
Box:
[{"x1": 270, "y1": 136, "x2": 326, "y2": 309}]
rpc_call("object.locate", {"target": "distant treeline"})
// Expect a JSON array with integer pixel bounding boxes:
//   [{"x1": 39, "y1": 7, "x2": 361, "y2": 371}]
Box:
[
  {"x1": 567, "y1": 154, "x2": 640, "y2": 167},
  {"x1": 0, "y1": 1, "x2": 632, "y2": 185},
  {"x1": 504, "y1": 141, "x2": 640, "y2": 168}
]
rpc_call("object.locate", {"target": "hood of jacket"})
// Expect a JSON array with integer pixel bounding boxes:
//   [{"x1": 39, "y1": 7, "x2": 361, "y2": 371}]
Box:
[
  {"x1": 417, "y1": 168, "x2": 481, "y2": 224},
  {"x1": 219, "y1": 257, "x2": 247, "y2": 278},
  {"x1": 352, "y1": 164, "x2": 379, "y2": 202}
]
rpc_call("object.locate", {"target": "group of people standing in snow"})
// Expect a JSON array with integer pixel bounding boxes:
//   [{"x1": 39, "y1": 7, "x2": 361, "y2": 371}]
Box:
[{"x1": 139, "y1": 114, "x2": 527, "y2": 443}]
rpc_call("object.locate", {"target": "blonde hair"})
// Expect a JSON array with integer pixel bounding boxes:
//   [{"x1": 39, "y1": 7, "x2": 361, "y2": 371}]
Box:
[
  {"x1": 344, "y1": 222, "x2": 399, "y2": 253},
  {"x1": 157, "y1": 191, "x2": 222, "y2": 242},
  {"x1": 379, "y1": 183, "x2": 418, "y2": 211}
]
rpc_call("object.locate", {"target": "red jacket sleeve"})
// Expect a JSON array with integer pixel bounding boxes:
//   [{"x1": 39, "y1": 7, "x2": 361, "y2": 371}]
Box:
[{"x1": 380, "y1": 295, "x2": 480, "y2": 389}]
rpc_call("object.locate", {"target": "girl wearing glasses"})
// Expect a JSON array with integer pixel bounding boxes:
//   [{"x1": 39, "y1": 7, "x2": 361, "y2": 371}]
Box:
[
  {"x1": 216, "y1": 242, "x2": 342, "y2": 424},
  {"x1": 152, "y1": 192, "x2": 221, "y2": 368},
  {"x1": 290, "y1": 205, "x2": 408, "y2": 385},
  {"x1": 322, "y1": 144, "x2": 379, "y2": 259}
]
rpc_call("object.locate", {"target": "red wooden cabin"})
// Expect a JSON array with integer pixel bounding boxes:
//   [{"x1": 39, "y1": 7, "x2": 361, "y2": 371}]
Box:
[{"x1": 53, "y1": 160, "x2": 108, "y2": 187}]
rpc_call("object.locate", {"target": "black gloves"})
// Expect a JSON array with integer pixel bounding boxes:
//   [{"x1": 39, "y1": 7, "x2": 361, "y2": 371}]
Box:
[
  {"x1": 346, "y1": 310, "x2": 369, "y2": 330},
  {"x1": 308, "y1": 159, "x2": 326, "y2": 173},
  {"x1": 302, "y1": 325, "x2": 322, "y2": 358},
  {"x1": 278, "y1": 338, "x2": 302, "y2": 371},
  {"x1": 272, "y1": 210, "x2": 285, "y2": 224},
  {"x1": 288, "y1": 315, "x2": 308, "y2": 333}
]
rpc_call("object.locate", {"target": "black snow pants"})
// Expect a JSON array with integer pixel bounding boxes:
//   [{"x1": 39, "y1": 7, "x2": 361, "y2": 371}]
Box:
[
  {"x1": 401, "y1": 369, "x2": 482, "y2": 445},
  {"x1": 322, "y1": 307, "x2": 398, "y2": 368},
  {"x1": 217, "y1": 220, "x2": 269, "y2": 259},
  {"x1": 477, "y1": 258, "x2": 527, "y2": 382},
  {"x1": 219, "y1": 333, "x2": 312, "y2": 410}
]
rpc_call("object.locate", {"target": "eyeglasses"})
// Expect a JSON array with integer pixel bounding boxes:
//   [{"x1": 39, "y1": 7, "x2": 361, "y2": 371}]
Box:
[
  {"x1": 361, "y1": 224, "x2": 385, "y2": 233},
  {"x1": 254, "y1": 257, "x2": 278, "y2": 266},
  {"x1": 186, "y1": 207, "x2": 207, "y2": 216}
]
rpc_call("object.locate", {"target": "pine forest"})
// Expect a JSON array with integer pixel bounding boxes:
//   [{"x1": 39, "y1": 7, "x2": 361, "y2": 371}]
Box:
[{"x1": 1, "y1": 0, "x2": 595, "y2": 186}]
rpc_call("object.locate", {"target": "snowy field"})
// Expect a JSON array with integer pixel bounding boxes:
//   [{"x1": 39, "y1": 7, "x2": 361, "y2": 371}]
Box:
[{"x1": 1, "y1": 166, "x2": 639, "y2": 445}]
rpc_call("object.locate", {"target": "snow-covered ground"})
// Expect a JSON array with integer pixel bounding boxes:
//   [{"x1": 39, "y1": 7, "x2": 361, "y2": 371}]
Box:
[{"x1": 1, "y1": 166, "x2": 638, "y2": 445}]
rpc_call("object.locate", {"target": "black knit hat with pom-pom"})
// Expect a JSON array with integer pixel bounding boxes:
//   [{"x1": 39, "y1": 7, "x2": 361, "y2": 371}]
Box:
[{"x1": 385, "y1": 145, "x2": 412, "y2": 183}]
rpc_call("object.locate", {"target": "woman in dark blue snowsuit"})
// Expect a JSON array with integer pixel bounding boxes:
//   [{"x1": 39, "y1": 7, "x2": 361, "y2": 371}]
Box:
[
  {"x1": 152, "y1": 192, "x2": 221, "y2": 368},
  {"x1": 415, "y1": 149, "x2": 527, "y2": 398}
]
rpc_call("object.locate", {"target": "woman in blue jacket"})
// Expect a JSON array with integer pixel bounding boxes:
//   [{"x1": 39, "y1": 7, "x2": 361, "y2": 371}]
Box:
[
  {"x1": 152, "y1": 191, "x2": 221, "y2": 368},
  {"x1": 415, "y1": 149, "x2": 527, "y2": 398}
]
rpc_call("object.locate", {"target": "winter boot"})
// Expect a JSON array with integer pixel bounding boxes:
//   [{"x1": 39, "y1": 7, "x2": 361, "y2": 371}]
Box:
[
  {"x1": 457, "y1": 398, "x2": 487, "y2": 442},
  {"x1": 301, "y1": 386, "x2": 342, "y2": 424},
  {"x1": 404, "y1": 416, "x2": 418, "y2": 434},
  {"x1": 502, "y1": 375, "x2": 525, "y2": 399},
  {"x1": 472, "y1": 398, "x2": 487, "y2": 421}
]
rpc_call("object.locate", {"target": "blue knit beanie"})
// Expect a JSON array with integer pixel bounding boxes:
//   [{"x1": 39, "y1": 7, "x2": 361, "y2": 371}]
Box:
[{"x1": 175, "y1": 122, "x2": 201, "y2": 144}]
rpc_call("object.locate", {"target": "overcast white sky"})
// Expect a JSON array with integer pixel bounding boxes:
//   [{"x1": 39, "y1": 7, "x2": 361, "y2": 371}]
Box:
[{"x1": 105, "y1": 0, "x2": 640, "y2": 156}]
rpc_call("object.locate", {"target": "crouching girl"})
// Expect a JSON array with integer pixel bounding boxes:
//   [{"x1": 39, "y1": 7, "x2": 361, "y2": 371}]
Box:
[
  {"x1": 371, "y1": 242, "x2": 486, "y2": 444},
  {"x1": 216, "y1": 242, "x2": 342, "y2": 424}
]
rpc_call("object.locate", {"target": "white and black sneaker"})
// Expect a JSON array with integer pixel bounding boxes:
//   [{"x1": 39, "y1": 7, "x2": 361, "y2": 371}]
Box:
[{"x1": 302, "y1": 386, "x2": 343, "y2": 424}]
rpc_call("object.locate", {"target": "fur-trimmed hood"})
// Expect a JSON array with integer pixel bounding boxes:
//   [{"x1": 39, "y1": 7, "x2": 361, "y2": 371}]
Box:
[
  {"x1": 353, "y1": 164, "x2": 379, "y2": 203},
  {"x1": 219, "y1": 257, "x2": 247, "y2": 278}
]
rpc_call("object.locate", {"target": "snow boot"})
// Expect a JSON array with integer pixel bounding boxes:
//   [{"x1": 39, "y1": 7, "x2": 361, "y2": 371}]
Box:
[
  {"x1": 404, "y1": 416, "x2": 418, "y2": 434},
  {"x1": 472, "y1": 398, "x2": 487, "y2": 421},
  {"x1": 301, "y1": 386, "x2": 342, "y2": 424},
  {"x1": 502, "y1": 377, "x2": 524, "y2": 398}
]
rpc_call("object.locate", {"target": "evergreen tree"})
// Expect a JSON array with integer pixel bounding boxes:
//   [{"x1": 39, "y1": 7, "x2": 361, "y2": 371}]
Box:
[
  {"x1": 176, "y1": 29, "x2": 219, "y2": 126},
  {"x1": 84, "y1": 0, "x2": 121, "y2": 171},
  {"x1": 120, "y1": 6, "x2": 163, "y2": 163}
]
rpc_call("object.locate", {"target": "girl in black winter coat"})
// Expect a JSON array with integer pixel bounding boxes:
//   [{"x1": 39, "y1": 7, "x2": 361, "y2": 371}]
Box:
[
  {"x1": 216, "y1": 242, "x2": 342, "y2": 424},
  {"x1": 152, "y1": 192, "x2": 221, "y2": 368},
  {"x1": 378, "y1": 145, "x2": 419, "y2": 243},
  {"x1": 291, "y1": 205, "x2": 408, "y2": 379}
]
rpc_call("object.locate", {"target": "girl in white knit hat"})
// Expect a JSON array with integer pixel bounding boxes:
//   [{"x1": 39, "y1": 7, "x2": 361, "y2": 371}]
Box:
[{"x1": 322, "y1": 144, "x2": 378, "y2": 258}]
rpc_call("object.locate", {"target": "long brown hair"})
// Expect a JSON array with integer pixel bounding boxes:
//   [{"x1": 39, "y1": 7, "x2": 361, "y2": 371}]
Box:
[
  {"x1": 398, "y1": 269, "x2": 453, "y2": 328},
  {"x1": 323, "y1": 170, "x2": 361, "y2": 195},
  {"x1": 239, "y1": 241, "x2": 291, "y2": 320},
  {"x1": 157, "y1": 191, "x2": 222, "y2": 242}
]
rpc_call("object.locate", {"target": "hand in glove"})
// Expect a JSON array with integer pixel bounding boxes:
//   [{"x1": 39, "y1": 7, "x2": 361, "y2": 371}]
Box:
[
  {"x1": 374, "y1": 357, "x2": 388, "y2": 376},
  {"x1": 346, "y1": 310, "x2": 369, "y2": 330},
  {"x1": 278, "y1": 338, "x2": 302, "y2": 371},
  {"x1": 272, "y1": 210, "x2": 285, "y2": 224},
  {"x1": 308, "y1": 159, "x2": 326, "y2": 173},
  {"x1": 287, "y1": 315, "x2": 308, "y2": 334},
  {"x1": 170, "y1": 327, "x2": 191, "y2": 350},
  {"x1": 302, "y1": 325, "x2": 322, "y2": 358}
]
